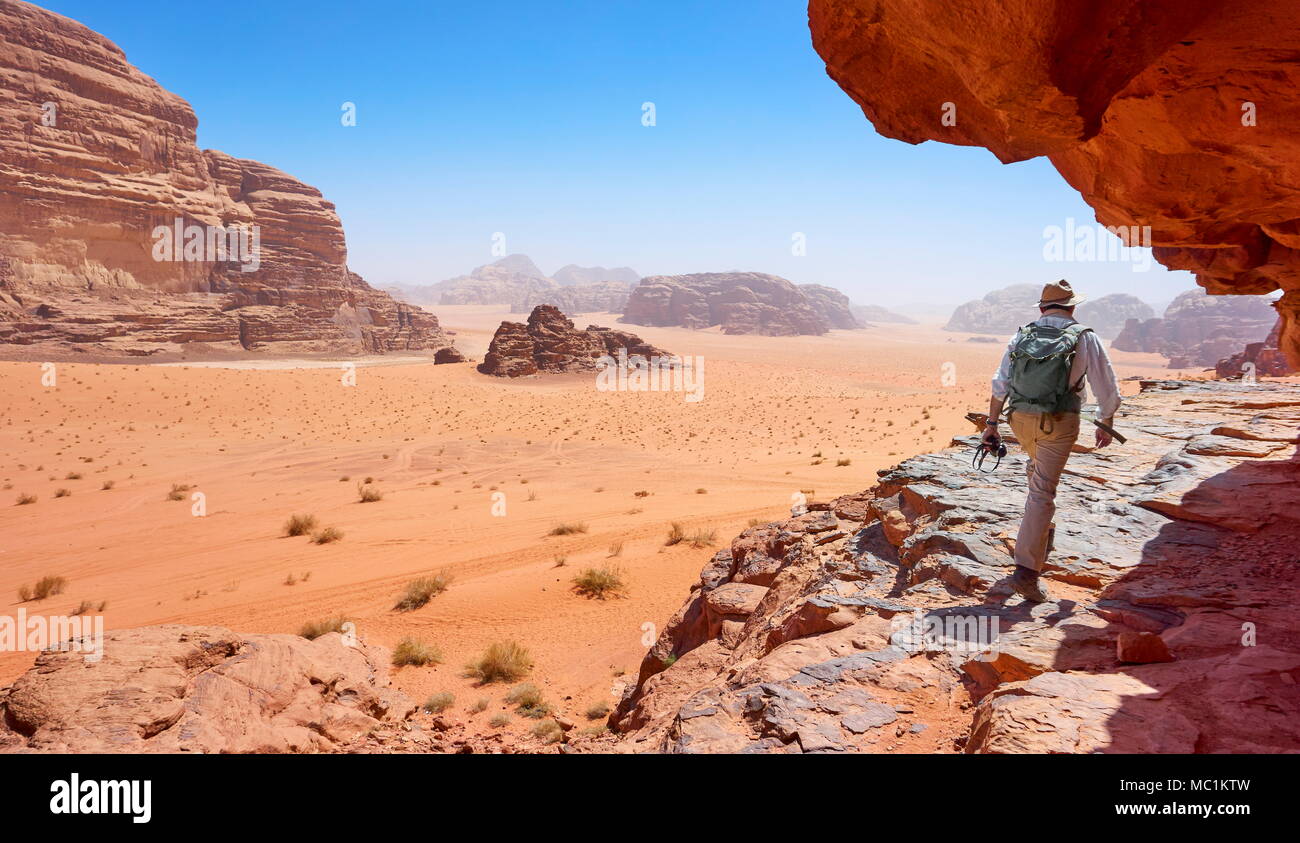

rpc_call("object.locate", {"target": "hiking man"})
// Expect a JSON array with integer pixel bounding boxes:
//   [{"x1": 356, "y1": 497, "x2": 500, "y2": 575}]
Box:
[{"x1": 981, "y1": 280, "x2": 1121, "y2": 603}]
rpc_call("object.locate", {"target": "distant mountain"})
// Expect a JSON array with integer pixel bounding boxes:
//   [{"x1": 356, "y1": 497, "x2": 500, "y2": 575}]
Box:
[
  {"x1": 945, "y1": 284, "x2": 1155, "y2": 340},
  {"x1": 850, "y1": 304, "x2": 917, "y2": 325},
  {"x1": 552, "y1": 265, "x2": 640, "y2": 287},
  {"x1": 1114, "y1": 290, "x2": 1279, "y2": 367},
  {"x1": 511, "y1": 281, "x2": 633, "y2": 315},
  {"x1": 622, "y1": 272, "x2": 832, "y2": 335},
  {"x1": 798, "y1": 284, "x2": 862, "y2": 329},
  {"x1": 393, "y1": 256, "x2": 642, "y2": 308}
]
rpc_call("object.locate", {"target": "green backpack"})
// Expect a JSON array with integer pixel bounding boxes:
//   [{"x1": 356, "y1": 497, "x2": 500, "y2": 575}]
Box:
[{"x1": 1007, "y1": 322, "x2": 1091, "y2": 414}]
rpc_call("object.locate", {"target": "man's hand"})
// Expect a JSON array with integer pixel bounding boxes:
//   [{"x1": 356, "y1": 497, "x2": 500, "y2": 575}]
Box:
[
  {"x1": 1094, "y1": 419, "x2": 1114, "y2": 449},
  {"x1": 981, "y1": 423, "x2": 1001, "y2": 447}
]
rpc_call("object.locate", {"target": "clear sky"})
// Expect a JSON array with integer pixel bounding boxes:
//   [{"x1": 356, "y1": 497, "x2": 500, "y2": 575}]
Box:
[{"x1": 40, "y1": 0, "x2": 1197, "y2": 314}]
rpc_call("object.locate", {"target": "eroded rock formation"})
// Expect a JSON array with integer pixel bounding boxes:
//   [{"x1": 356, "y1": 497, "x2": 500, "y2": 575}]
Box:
[
  {"x1": 0, "y1": 0, "x2": 452, "y2": 358},
  {"x1": 621, "y1": 272, "x2": 834, "y2": 335},
  {"x1": 1114, "y1": 290, "x2": 1280, "y2": 367},
  {"x1": 809, "y1": 0, "x2": 1300, "y2": 368},
  {"x1": 0, "y1": 625, "x2": 413, "y2": 753},
  {"x1": 799, "y1": 284, "x2": 862, "y2": 329},
  {"x1": 606, "y1": 380, "x2": 1300, "y2": 753},
  {"x1": 478, "y1": 304, "x2": 668, "y2": 377},
  {"x1": 426, "y1": 254, "x2": 555, "y2": 306},
  {"x1": 947, "y1": 285, "x2": 1154, "y2": 341},
  {"x1": 1215, "y1": 318, "x2": 1295, "y2": 378}
]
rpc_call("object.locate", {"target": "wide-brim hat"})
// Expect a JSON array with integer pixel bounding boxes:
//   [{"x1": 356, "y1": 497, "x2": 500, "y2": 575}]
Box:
[{"x1": 1039, "y1": 279, "x2": 1085, "y2": 307}]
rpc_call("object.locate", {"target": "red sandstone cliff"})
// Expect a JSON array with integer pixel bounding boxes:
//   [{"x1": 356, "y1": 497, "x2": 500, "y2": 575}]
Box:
[
  {"x1": 808, "y1": 0, "x2": 1300, "y2": 369},
  {"x1": 0, "y1": 0, "x2": 451, "y2": 357}
]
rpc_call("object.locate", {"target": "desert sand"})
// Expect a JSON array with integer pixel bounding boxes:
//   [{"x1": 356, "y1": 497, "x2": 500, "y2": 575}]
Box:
[{"x1": 0, "y1": 307, "x2": 1180, "y2": 737}]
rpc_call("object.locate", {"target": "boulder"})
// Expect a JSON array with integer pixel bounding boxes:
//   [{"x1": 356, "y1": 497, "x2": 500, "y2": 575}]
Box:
[{"x1": 0, "y1": 625, "x2": 413, "y2": 753}]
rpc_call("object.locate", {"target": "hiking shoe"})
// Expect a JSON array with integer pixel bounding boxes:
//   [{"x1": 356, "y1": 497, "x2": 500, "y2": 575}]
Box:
[{"x1": 1010, "y1": 565, "x2": 1051, "y2": 603}]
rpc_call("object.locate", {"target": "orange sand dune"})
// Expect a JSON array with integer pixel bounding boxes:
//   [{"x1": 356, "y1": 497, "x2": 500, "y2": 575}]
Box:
[{"x1": 0, "y1": 309, "x2": 1179, "y2": 736}]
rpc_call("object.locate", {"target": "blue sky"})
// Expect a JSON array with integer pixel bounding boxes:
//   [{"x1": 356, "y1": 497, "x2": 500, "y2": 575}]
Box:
[{"x1": 42, "y1": 0, "x2": 1197, "y2": 313}]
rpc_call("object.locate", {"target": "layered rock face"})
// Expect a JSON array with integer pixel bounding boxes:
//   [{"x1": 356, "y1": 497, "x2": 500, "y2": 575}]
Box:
[
  {"x1": 621, "y1": 272, "x2": 833, "y2": 335},
  {"x1": 799, "y1": 283, "x2": 862, "y2": 329},
  {"x1": 0, "y1": 0, "x2": 450, "y2": 357},
  {"x1": 511, "y1": 281, "x2": 632, "y2": 315},
  {"x1": 946, "y1": 285, "x2": 1154, "y2": 341},
  {"x1": 608, "y1": 380, "x2": 1300, "y2": 753},
  {"x1": 1114, "y1": 290, "x2": 1279, "y2": 367},
  {"x1": 0, "y1": 626, "x2": 413, "y2": 753},
  {"x1": 478, "y1": 304, "x2": 667, "y2": 377},
  {"x1": 809, "y1": 0, "x2": 1300, "y2": 368}
]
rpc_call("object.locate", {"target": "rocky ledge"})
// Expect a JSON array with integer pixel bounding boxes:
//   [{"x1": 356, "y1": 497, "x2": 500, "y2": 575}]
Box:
[
  {"x1": 479, "y1": 304, "x2": 668, "y2": 378},
  {"x1": 605, "y1": 379, "x2": 1300, "y2": 753}
]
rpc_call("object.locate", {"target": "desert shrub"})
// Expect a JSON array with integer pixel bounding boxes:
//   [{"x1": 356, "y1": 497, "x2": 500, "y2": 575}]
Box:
[
  {"x1": 836, "y1": 458, "x2": 852, "y2": 467},
  {"x1": 464, "y1": 640, "x2": 532, "y2": 684},
  {"x1": 506, "y1": 683, "x2": 552, "y2": 718},
  {"x1": 392, "y1": 636, "x2": 442, "y2": 667},
  {"x1": 54, "y1": 488, "x2": 71, "y2": 498},
  {"x1": 284, "y1": 513, "x2": 318, "y2": 537},
  {"x1": 548, "y1": 522, "x2": 587, "y2": 536},
  {"x1": 422, "y1": 692, "x2": 455, "y2": 713},
  {"x1": 531, "y1": 720, "x2": 563, "y2": 743},
  {"x1": 572, "y1": 565, "x2": 626, "y2": 600},
  {"x1": 470, "y1": 698, "x2": 490, "y2": 713},
  {"x1": 607, "y1": 540, "x2": 624, "y2": 557},
  {"x1": 298, "y1": 615, "x2": 350, "y2": 640},
  {"x1": 488, "y1": 713, "x2": 511, "y2": 728},
  {"x1": 101, "y1": 480, "x2": 115, "y2": 490},
  {"x1": 687, "y1": 528, "x2": 717, "y2": 548},
  {"x1": 357, "y1": 482, "x2": 383, "y2": 503},
  {"x1": 312, "y1": 526, "x2": 343, "y2": 544},
  {"x1": 32, "y1": 575, "x2": 67, "y2": 600},
  {"x1": 167, "y1": 483, "x2": 191, "y2": 501},
  {"x1": 393, "y1": 570, "x2": 452, "y2": 611},
  {"x1": 584, "y1": 701, "x2": 610, "y2": 720},
  {"x1": 664, "y1": 522, "x2": 685, "y2": 546},
  {"x1": 16, "y1": 493, "x2": 36, "y2": 505},
  {"x1": 16, "y1": 584, "x2": 31, "y2": 602}
]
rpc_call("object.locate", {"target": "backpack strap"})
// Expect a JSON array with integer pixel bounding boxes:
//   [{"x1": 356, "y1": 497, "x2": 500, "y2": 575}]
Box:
[{"x1": 1064, "y1": 324, "x2": 1093, "y2": 392}]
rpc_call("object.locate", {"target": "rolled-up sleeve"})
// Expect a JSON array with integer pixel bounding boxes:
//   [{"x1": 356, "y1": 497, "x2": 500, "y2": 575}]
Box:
[
  {"x1": 990, "y1": 334, "x2": 1016, "y2": 399},
  {"x1": 1084, "y1": 332, "x2": 1122, "y2": 419}
]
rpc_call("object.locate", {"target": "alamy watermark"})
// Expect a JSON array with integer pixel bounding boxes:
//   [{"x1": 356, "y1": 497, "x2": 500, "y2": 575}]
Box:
[
  {"x1": 151, "y1": 217, "x2": 261, "y2": 272},
  {"x1": 889, "y1": 609, "x2": 1001, "y2": 661},
  {"x1": 595, "y1": 348, "x2": 704, "y2": 403},
  {"x1": 1042, "y1": 217, "x2": 1152, "y2": 272},
  {"x1": 0, "y1": 609, "x2": 104, "y2": 662}
]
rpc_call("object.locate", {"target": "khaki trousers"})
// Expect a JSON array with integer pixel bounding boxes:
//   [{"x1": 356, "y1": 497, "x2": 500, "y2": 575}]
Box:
[{"x1": 1007, "y1": 411, "x2": 1080, "y2": 571}]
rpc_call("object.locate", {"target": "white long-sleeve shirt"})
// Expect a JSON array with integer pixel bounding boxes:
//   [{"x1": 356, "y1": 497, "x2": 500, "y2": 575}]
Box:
[{"x1": 990, "y1": 314, "x2": 1122, "y2": 420}]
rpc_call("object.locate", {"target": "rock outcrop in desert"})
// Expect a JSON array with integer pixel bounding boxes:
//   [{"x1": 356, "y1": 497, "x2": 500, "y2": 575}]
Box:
[
  {"x1": 478, "y1": 304, "x2": 667, "y2": 377},
  {"x1": 0, "y1": 0, "x2": 452, "y2": 359},
  {"x1": 1114, "y1": 290, "x2": 1282, "y2": 368},
  {"x1": 946, "y1": 284, "x2": 1154, "y2": 341},
  {"x1": 605, "y1": 380, "x2": 1300, "y2": 753},
  {"x1": 621, "y1": 272, "x2": 840, "y2": 335},
  {"x1": 809, "y1": 0, "x2": 1300, "y2": 368},
  {"x1": 0, "y1": 625, "x2": 413, "y2": 753}
]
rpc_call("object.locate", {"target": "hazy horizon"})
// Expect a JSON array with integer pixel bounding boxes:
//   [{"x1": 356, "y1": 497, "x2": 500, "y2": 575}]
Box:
[{"x1": 40, "y1": 0, "x2": 1202, "y2": 310}]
